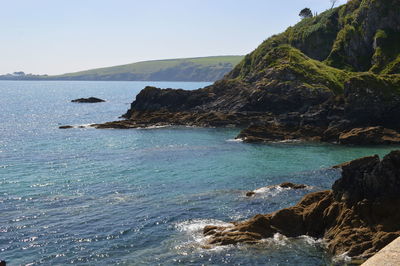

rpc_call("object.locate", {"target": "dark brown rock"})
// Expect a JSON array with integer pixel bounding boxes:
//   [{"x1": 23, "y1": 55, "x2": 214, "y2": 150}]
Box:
[
  {"x1": 245, "y1": 191, "x2": 256, "y2": 197},
  {"x1": 333, "y1": 150, "x2": 400, "y2": 203},
  {"x1": 279, "y1": 182, "x2": 307, "y2": 189},
  {"x1": 59, "y1": 125, "x2": 73, "y2": 129},
  {"x1": 236, "y1": 123, "x2": 324, "y2": 143},
  {"x1": 71, "y1": 97, "x2": 105, "y2": 103},
  {"x1": 339, "y1": 126, "x2": 400, "y2": 145}
]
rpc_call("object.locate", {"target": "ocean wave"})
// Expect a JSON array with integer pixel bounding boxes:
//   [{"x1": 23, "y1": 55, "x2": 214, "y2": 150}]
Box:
[
  {"x1": 137, "y1": 125, "x2": 172, "y2": 129},
  {"x1": 272, "y1": 139, "x2": 302, "y2": 144},
  {"x1": 332, "y1": 251, "x2": 352, "y2": 263},
  {"x1": 253, "y1": 185, "x2": 286, "y2": 196},
  {"x1": 175, "y1": 219, "x2": 234, "y2": 249},
  {"x1": 60, "y1": 124, "x2": 95, "y2": 129},
  {"x1": 30, "y1": 182, "x2": 54, "y2": 188},
  {"x1": 259, "y1": 233, "x2": 290, "y2": 246},
  {"x1": 247, "y1": 183, "x2": 312, "y2": 198},
  {"x1": 299, "y1": 235, "x2": 323, "y2": 245}
]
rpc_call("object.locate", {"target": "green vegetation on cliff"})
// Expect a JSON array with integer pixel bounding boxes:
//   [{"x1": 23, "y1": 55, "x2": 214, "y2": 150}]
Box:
[{"x1": 227, "y1": 0, "x2": 400, "y2": 95}]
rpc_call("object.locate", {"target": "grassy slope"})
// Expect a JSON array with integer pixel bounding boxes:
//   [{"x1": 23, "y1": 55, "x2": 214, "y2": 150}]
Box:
[
  {"x1": 227, "y1": 0, "x2": 400, "y2": 95},
  {"x1": 54, "y1": 56, "x2": 244, "y2": 78}
]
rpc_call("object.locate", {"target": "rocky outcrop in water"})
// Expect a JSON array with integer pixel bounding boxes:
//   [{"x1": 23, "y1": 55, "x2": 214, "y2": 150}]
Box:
[
  {"x1": 71, "y1": 97, "x2": 105, "y2": 103},
  {"x1": 245, "y1": 182, "x2": 307, "y2": 197},
  {"x1": 203, "y1": 150, "x2": 400, "y2": 260}
]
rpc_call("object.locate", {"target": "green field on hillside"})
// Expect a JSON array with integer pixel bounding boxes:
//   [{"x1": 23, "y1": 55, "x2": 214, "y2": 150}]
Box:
[
  {"x1": 0, "y1": 56, "x2": 244, "y2": 82},
  {"x1": 54, "y1": 56, "x2": 244, "y2": 81}
]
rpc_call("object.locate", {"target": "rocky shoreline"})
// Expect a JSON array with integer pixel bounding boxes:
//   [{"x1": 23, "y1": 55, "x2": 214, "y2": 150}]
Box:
[
  {"x1": 202, "y1": 150, "x2": 400, "y2": 261},
  {"x1": 60, "y1": 0, "x2": 400, "y2": 146},
  {"x1": 61, "y1": 82, "x2": 400, "y2": 145},
  {"x1": 79, "y1": 62, "x2": 400, "y2": 145}
]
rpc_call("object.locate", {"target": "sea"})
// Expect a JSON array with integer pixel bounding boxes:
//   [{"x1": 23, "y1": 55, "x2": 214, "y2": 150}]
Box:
[{"x1": 0, "y1": 80, "x2": 398, "y2": 265}]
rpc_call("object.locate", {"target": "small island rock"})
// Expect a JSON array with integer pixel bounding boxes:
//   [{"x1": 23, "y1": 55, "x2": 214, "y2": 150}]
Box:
[{"x1": 71, "y1": 97, "x2": 105, "y2": 103}]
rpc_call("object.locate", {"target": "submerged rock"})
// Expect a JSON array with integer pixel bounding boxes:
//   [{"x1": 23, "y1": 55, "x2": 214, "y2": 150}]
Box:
[
  {"x1": 204, "y1": 151, "x2": 400, "y2": 260},
  {"x1": 245, "y1": 191, "x2": 256, "y2": 197},
  {"x1": 279, "y1": 182, "x2": 307, "y2": 189},
  {"x1": 71, "y1": 97, "x2": 105, "y2": 103},
  {"x1": 246, "y1": 182, "x2": 307, "y2": 197}
]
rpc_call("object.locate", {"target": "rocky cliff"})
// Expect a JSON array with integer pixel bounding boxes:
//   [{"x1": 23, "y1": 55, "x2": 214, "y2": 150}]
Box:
[
  {"x1": 203, "y1": 150, "x2": 400, "y2": 260},
  {"x1": 93, "y1": 0, "x2": 400, "y2": 144}
]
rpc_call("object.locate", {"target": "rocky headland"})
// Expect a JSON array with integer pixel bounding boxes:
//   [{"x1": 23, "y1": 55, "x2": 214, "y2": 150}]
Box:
[
  {"x1": 87, "y1": 0, "x2": 400, "y2": 145},
  {"x1": 203, "y1": 150, "x2": 400, "y2": 261}
]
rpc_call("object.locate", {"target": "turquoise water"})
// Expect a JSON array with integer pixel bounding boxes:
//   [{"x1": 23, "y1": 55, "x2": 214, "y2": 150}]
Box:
[{"x1": 0, "y1": 80, "x2": 398, "y2": 265}]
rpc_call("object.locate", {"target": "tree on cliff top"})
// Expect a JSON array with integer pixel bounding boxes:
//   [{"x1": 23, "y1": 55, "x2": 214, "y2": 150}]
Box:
[
  {"x1": 299, "y1": 8, "x2": 313, "y2": 19},
  {"x1": 330, "y1": 0, "x2": 339, "y2": 9}
]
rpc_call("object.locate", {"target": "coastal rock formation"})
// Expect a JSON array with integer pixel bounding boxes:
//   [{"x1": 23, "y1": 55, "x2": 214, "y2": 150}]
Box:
[
  {"x1": 236, "y1": 124, "x2": 400, "y2": 145},
  {"x1": 203, "y1": 151, "x2": 400, "y2": 260},
  {"x1": 338, "y1": 127, "x2": 400, "y2": 145},
  {"x1": 92, "y1": 110, "x2": 271, "y2": 129},
  {"x1": 236, "y1": 123, "x2": 324, "y2": 143},
  {"x1": 91, "y1": 0, "x2": 400, "y2": 145},
  {"x1": 71, "y1": 97, "x2": 105, "y2": 103}
]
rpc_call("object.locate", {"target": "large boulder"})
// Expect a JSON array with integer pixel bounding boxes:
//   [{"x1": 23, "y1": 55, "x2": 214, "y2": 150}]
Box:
[{"x1": 333, "y1": 150, "x2": 400, "y2": 203}]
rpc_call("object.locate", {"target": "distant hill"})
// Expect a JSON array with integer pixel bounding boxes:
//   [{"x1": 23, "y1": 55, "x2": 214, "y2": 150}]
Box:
[{"x1": 0, "y1": 56, "x2": 244, "y2": 82}]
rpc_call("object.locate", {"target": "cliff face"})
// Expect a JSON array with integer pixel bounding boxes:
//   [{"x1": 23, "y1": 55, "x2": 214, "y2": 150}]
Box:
[
  {"x1": 95, "y1": 0, "x2": 400, "y2": 144},
  {"x1": 203, "y1": 151, "x2": 400, "y2": 260}
]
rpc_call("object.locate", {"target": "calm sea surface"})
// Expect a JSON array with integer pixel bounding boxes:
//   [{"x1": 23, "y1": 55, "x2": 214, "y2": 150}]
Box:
[{"x1": 0, "y1": 80, "x2": 398, "y2": 265}]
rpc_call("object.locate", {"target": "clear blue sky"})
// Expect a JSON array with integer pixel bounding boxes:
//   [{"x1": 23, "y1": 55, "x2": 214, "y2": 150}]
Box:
[{"x1": 0, "y1": 0, "x2": 346, "y2": 75}]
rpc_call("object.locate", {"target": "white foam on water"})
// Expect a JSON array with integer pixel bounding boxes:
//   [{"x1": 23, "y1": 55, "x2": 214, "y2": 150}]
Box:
[
  {"x1": 78, "y1": 123, "x2": 94, "y2": 128},
  {"x1": 175, "y1": 219, "x2": 234, "y2": 248},
  {"x1": 62, "y1": 124, "x2": 95, "y2": 129},
  {"x1": 260, "y1": 233, "x2": 290, "y2": 246},
  {"x1": 253, "y1": 185, "x2": 286, "y2": 197},
  {"x1": 138, "y1": 125, "x2": 172, "y2": 129},
  {"x1": 249, "y1": 183, "x2": 312, "y2": 197},
  {"x1": 30, "y1": 182, "x2": 54, "y2": 188},
  {"x1": 272, "y1": 139, "x2": 302, "y2": 144},
  {"x1": 226, "y1": 138, "x2": 243, "y2": 142},
  {"x1": 176, "y1": 219, "x2": 233, "y2": 236},
  {"x1": 297, "y1": 235, "x2": 324, "y2": 246},
  {"x1": 332, "y1": 251, "x2": 352, "y2": 263}
]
